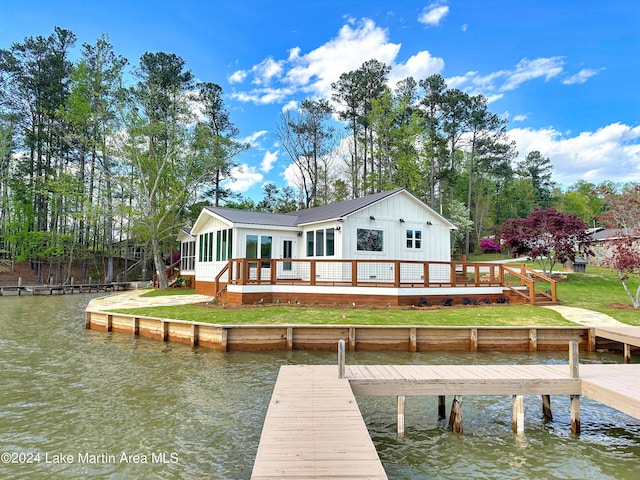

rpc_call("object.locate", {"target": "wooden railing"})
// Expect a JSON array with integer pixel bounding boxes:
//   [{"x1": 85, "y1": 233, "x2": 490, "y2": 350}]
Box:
[
  {"x1": 213, "y1": 258, "x2": 557, "y2": 304},
  {"x1": 152, "y1": 259, "x2": 181, "y2": 288}
]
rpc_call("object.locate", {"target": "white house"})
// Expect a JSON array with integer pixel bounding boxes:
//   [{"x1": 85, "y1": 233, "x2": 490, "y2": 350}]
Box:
[
  {"x1": 179, "y1": 188, "x2": 456, "y2": 297},
  {"x1": 172, "y1": 188, "x2": 557, "y2": 306}
]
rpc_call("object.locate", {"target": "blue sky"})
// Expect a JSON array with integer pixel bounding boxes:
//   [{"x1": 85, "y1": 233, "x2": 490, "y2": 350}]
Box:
[{"x1": 2, "y1": 0, "x2": 639, "y2": 199}]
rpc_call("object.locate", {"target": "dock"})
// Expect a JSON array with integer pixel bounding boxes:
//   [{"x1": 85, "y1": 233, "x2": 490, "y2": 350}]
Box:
[
  {"x1": 594, "y1": 326, "x2": 640, "y2": 363},
  {"x1": 0, "y1": 283, "x2": 130, "y2": 296},
  {"x1": 253, "y1": 344, "x2": 640, "y2": 479},
  {"x1": 251, "y1": 365, "x2": 387, "y2": 480}
]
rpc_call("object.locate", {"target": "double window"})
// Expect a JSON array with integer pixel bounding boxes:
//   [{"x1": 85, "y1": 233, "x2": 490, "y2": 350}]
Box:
[
  {"x1": 199, "y1": 228, "x2": 233, "y2": 262},
  {"x1": 306, "y1": 228, "x2": 335, "y2": 257},
  {"x1": 181, "y1": 241, "x2": 196, "y2": 270}
]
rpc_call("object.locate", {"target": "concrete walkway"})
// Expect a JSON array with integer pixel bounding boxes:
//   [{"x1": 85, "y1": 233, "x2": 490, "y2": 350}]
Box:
[
  {"x1": 87, "y1": 289, "x2": 214, "y2": 310},
  {"x1": 543, "y1": 305, "x2": 627, "y2": 327}
]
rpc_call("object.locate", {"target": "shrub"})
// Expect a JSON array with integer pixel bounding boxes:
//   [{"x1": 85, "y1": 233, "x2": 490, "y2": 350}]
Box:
[
  {"x1": 496, "y1": 296, "x2": 510, "y2": 304},
  {"x1": 463, "y1": 297, "x2": 478, "y2": 305},
  {"x1": 441, "y1": 297, "x2": 454, "y2": 307},
  {"x1": 479, "y1": 238, "x2": 501, "y2": 253},
  {"x1": 418, "y1": 297, "x2": 432, "y2": 307}
]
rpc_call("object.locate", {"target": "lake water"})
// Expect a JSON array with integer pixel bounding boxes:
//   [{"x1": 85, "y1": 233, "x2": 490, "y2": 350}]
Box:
[{"x1": 0, "y1": 294, "x2": 638, "y2": 479}]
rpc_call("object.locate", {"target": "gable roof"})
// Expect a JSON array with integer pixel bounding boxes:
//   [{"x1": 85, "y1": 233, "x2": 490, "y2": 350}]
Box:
[
  {"x1": 191, "y1": 188, "x2": 455, "y2": 232},
  {"x1": 589, "y1": 227, "x2": 640, "y2": 241}
]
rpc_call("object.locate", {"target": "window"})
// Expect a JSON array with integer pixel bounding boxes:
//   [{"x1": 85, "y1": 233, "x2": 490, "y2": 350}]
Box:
[
  {"x1": 246, "y1": 235, "x2": 258, "y2": 258},
  {"x1": 246, "y1": 234, "x2": 272, "y2": 265},
  {"x1": 216, "y1": 229, "x2": 233, "y2": 261},
  {"x1": 181, "y1": 241, "x2": 195, "y2": 270},
  {"x1": 306, "y1": 228, "x2": 336, "y2": 257},
  {"x1": 199, "y1": 233, "x2": 213, "y2": 262},
  {"x1": 357, "y1": 228, "x2": 383, "y2": 252},
  {"x1": 406, "y1": 229, "x2": 422, "y2": 249},
  {"x1": 315, "y1": 230, "x2": 324, "y2": 256}
]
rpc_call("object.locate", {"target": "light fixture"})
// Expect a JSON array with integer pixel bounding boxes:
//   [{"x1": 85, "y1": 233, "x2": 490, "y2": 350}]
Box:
[
  {"x1": 297, "y1": 231, "x2": 303, "y2": 236},
  {"x1": 369, "y1": 215, "x2": 375, "y2": 220},
  {"x1": 399, "y1": 218, "x2": 405, "y2": 223},
  {"x1": 335, "y1": 226, "x2": 341, "y2": 231},
  {"x1": 426, "y1": 220, "x2": 433, "y2": 226}
]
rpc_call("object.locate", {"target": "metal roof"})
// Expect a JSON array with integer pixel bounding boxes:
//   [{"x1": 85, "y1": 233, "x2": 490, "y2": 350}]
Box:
[{"x1": 203, "y1": 188, "x2": 407, "y2": 227}]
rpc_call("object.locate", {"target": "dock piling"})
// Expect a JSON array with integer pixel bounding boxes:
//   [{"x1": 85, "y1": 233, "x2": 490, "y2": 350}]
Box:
[
  {"x1": 397, "y1": 395, "x2": 405, "y2": 438},
  {"x1": 338, "y1": 339, "x2": 345, "y2": 379},
  {"x1": 569, "y1": 341, "x2": 581, "y2": 434}
]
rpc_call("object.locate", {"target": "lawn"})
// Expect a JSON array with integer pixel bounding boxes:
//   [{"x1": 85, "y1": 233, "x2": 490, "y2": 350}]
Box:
[{"x1": 108, "y1": 265, "x2": 640, "y2": 327}]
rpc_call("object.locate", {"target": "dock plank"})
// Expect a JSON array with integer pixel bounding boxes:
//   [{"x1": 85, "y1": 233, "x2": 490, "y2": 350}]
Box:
[{"x1": 251, "y1": 365, "x2": 387, "y2": 480}]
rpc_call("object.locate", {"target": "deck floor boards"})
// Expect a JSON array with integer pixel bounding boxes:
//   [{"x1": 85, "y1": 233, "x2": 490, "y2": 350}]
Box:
[{"x1": 253, "y1": 361, "x2": 640, "y2": 478}]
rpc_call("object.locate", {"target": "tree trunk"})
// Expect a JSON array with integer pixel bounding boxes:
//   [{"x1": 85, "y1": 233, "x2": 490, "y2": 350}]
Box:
[{"x1": 151, "y1": 238, "x2": 167, "y2": 289}]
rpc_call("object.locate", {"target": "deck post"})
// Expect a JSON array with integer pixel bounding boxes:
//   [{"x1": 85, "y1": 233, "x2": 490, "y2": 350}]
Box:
[
  {"x1": 587, "y1": 328, "x2": 596, "y2": 352},
  {"x1": 409, "y1": 328, "x2": 417, "y2": 352},
  {"x1": 569, "y1": 340, "x2": 581, "y2": 434},
  {"x1": 512, "y1": 395, "x2": 525, "y2": 433},
  {"x1": 470, "y1": 328, "x2": 478, "y2": 352},
  {"x1": 624, "y1": 343, "x2": 631, "y2": 364},
  {"x1": 449, "y1": 396, "x2": 463, "y2": 433},
  {"x1": 397, "y1": 395, "x2": 405, "y2": 438},
  {"x1": 438, "y1": 396, "x2": 446, "y2": 420},
  {"x1": 338, "y1": 339, "x2": 346, "y2": 379},
  {"x1": 286, "y1": 327, "x2": 293, "y2": 350},
  {"x1": 542, "y1": 395, "x2": 553, "y2": 421},
  {"x1": 348, "y1": 327, "x2": 356, "y2": 351},
  {"x1": 529, "y1": 328, "x2": 538, "y2": 351},
  {"x1": 191, "y1": 324, "x2": 199, "y2": 347}
]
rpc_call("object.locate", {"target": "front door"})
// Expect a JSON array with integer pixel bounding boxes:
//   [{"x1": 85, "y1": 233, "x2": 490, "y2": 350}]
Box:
[{"x1": 282, "y1": 239, "x2": 294, "y2": 271}]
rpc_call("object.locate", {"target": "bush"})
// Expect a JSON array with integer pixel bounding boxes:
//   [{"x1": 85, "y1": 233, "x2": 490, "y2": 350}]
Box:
[
  {"x1": 463, "y1": 297, "x2": 478, "y2": 305},
  {"x1": 441, "y1": 297, "x2": 454, "y2": 307},
  {"x1": 496, "y1": 296, "x2": 510, "y2": 304},
  {"x1": 480, "y1": 238, "x2": 501, "y2": 253}
]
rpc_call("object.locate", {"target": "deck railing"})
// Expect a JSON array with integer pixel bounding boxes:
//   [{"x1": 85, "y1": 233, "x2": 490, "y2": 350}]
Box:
[{"x1": 213, "y1": 258, "x2": 557, "y2": 304}]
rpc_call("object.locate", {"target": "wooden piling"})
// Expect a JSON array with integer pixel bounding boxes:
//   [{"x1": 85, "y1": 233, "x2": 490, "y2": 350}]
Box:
[
  {"x1": 286, "y1": 327, "x2": 293, "y2": 350},
  {"x1": 512, "y1": 395, "x2": 524, "y2": 433},
  {"x1": 397, "y1": 395, "x2": 405, "y2": 438},
  {"x1": 438, "y1": 395, "x2": 446, "y2": 420},
  {"x1": 624, "y1": 344, "x2": 631, "y2": 364},
  {"x1": 569, "y1": 341, "x2": 581, "y2": 434},
  {"x1": 542, "y1": 394, "x2": 553, "y2": 421},
  {"x1": 338, "y1": 339, "x2": 346, "y2": 379},
  {"x1": 449, "y1": 396, "x2": 463, "y2": 433}
]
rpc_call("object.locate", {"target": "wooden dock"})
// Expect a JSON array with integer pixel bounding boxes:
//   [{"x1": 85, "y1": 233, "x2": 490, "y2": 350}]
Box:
[
  {"x1": 0, "y1": 283, "x2": 130, "y2": 296},
  {"x1": 251, "y1": 365, "x2": 387, "y2": 480},
  {"x1": 594, "y1": 326, "x2": 640, "y2": 363},
  {"x1": 253, "y1": 354, "x2": 640, "y2": 478}
]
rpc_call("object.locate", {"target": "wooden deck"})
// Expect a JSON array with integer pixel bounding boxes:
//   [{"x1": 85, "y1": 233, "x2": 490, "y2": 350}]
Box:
[
  {"x1": 253, "y1": 361, "x2": 640, "y2": 478},
  {"x1": 251, "y1": 365, "x2": 387, "y2": 480},
  {"x1": 594, "y1": 326, "x2": 640, "y2": 363}
]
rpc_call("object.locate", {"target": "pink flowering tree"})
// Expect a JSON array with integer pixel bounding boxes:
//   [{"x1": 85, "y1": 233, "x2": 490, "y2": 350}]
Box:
[
  {"x1": 499, "y1": 208, "x2": 592, "y2": 274},
  {"x1": 597, "y1": 185, "x2": 640, "y2": 308}
]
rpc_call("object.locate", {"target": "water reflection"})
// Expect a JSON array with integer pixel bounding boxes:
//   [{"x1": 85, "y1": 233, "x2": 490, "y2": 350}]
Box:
[{"x1": 0, "y1": 294, "x2": 638, "y2": 479}]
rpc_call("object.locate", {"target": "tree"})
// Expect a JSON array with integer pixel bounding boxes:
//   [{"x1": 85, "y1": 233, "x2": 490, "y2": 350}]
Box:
[
  {"x1": 596, "y1": 184, "x2": 640, "y2": 308},
  {"x1": 278, "y1": 98, "x2": 335, "y2": 207},
  {"x1": 117, "y1": 52, "x2": 203, "y2": 289},
  {"x1": 500, "y1": 207, "x2": 592, "y2": 274},
  {"x1": 517, "y1": 151, "x2": 555, "y2": 208},
  {"x1": 194, "y1": 82, "x2": 248, "y2": 206}
]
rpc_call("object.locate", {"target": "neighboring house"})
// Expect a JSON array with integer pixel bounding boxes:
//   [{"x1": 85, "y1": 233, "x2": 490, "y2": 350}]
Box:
[{"x1": 587, "y1": 227, "x2": 640, "y2": 266}]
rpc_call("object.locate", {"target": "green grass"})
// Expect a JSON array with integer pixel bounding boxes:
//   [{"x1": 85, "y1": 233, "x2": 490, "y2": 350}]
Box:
[
  {"x1": 139, "y1": 288, "x2": 195, "y2": 297},
  {"x1": 110, "y1": 303, "x2": 573, "y2": 327},
  {"x1": 108, "y1": 266, "x2": 639, "y2": 327}
]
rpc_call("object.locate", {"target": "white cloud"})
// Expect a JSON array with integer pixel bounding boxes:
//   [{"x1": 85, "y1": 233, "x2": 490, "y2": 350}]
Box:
[
  {"x1": 389, "y1": 50, "x2": 445, "y2": 86},
  {"x1": 282, "y1": 100, "x2": 298, "y2": 112},
  {"x1": 501, "y1": 57, "x2": 564, "y2": 91},
  {"x1": 226, "y1": 163, "x2": 264, "y2": 192},
  {"x1": 228, "y1": 69, "x2": 247, "y2": 84},
  {"x1": 261, "y1": 150, "x2": 278, "y2": 172},
  {"x1": 240, "y1": 130, "x2": 268, "y2": 147},
  {"x1": 447, "y1": 56, "x2": 565, "y2": 97},
  {"x1": 419, "y1": 3, "x2": 450, "y2": 26},
  {"x1": 513, "y1": 114, "x2": 528, "y2": 122},
  {"x1": 507, "y1": 123, "x2": 640, "y2": 185},
  {"x1": 231, "y1": 18, "x2": 444, "y2": 105},
  {"x1": 562, "y1": 68, "x2": 601, "y2": 85}
]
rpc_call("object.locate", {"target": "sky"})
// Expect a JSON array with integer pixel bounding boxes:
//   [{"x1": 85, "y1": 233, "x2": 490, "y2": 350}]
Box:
[{"x1": 2, "y1": 0, "x2": 639, "y2": 199}]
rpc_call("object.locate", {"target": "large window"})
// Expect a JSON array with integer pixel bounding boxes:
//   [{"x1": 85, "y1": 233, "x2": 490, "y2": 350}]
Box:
[
  {"x1": 406, "y1": 229, "x2": 422, "y2": 249},
  {"x1": 357, "y1": 228, "x2": 384, "y2": 252},
  {"x1": 198, "y1": 232, "x2": 214, "y2": 262},
  {"x1": 306, "y1": 228, "x2": 335, "y2": 257},
  {"x1": 181, "y1": 241, "x2": 195, "y2": 270},
  {"x1": 246, "y1": 234, "x2": 272, "y2": 262}
]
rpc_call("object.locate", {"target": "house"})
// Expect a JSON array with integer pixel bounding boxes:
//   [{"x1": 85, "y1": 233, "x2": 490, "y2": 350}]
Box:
[
  {"x1": 587, "y1": 227, "x2": 640, "y2": 267},
  {"x1": 174, "y1": 188, "x2": 557, "y2": 306}
]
